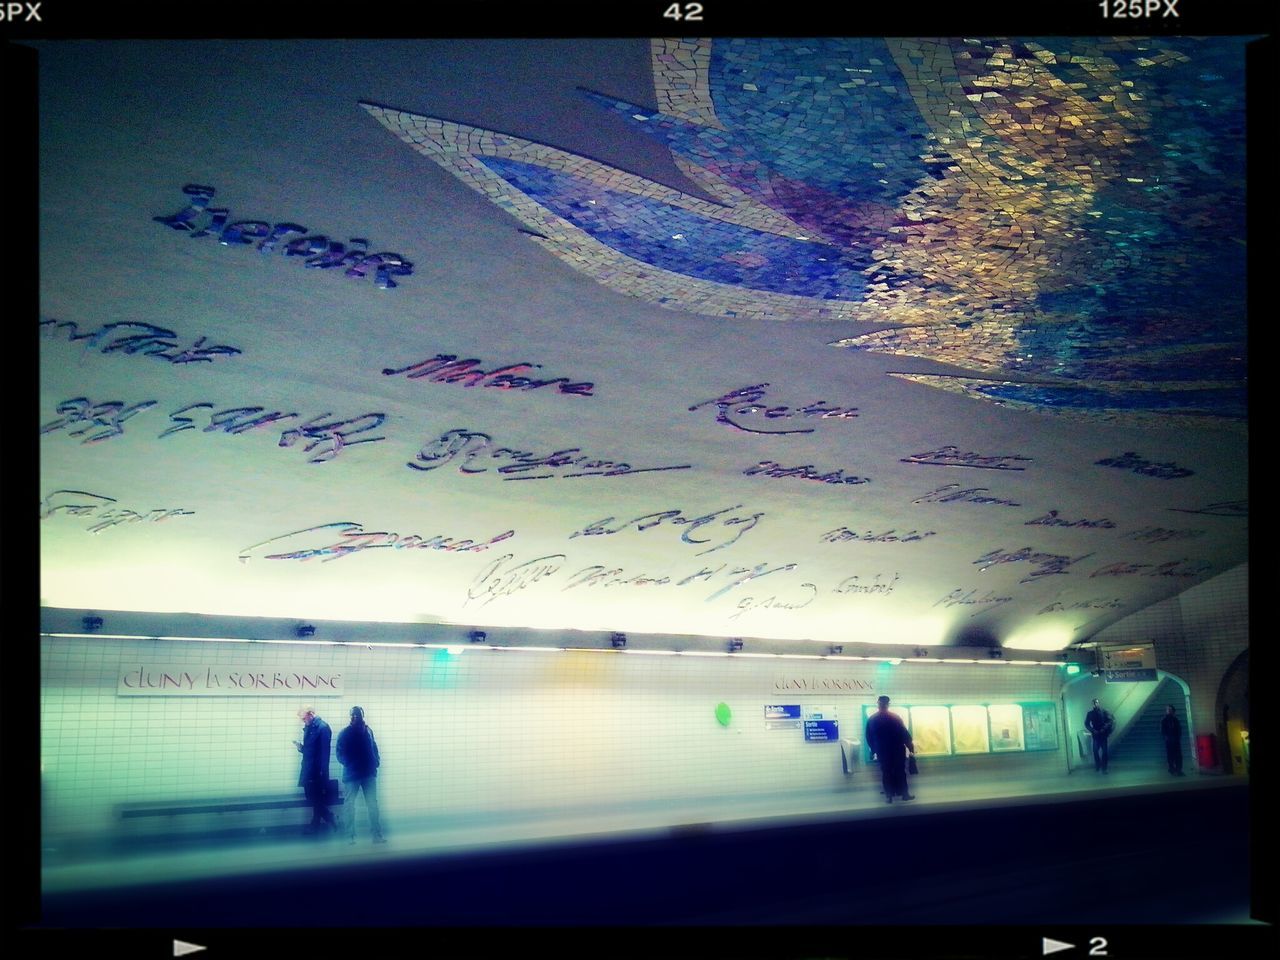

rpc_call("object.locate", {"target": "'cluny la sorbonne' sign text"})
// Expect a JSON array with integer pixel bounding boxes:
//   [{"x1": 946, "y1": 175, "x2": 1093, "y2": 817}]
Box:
[
  {"x1": 774, "y1": 675, "x2": 875, "y2": 693},
  {"x1": 118, "y1": 664, "x2": 344, "y2": 696}
]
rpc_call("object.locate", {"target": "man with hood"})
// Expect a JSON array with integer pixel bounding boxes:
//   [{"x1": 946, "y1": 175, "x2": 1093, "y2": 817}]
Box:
[{"x1": 337, "y1": 705, "x2": 385, "y2": 844}]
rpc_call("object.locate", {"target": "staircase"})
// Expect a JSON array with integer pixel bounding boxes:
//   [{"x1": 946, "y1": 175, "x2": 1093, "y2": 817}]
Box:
[{"x1": 1110, "y1": 678, "x2": 1187, "y2": 769}]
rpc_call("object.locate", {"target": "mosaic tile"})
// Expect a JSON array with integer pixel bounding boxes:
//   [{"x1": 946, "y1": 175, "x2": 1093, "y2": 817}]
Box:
[
  {"x1": 361, "y1": 101, "x2": 863, "y2": 322},
  {"x1": 363, "y1": 37, "x2": 1247, "y2": 420},
  {"x1": 888, "y1": 373, "x2": 1248, "y2": 434}
]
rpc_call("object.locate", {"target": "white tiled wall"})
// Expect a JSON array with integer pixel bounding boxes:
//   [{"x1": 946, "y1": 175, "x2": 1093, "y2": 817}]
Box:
[
  {"x1": 41, "y1": 635, "x2": 1066, "y2": 842},
  {"x1": 1091, "y1": 563, "x2": 1247, "y2": 737}
]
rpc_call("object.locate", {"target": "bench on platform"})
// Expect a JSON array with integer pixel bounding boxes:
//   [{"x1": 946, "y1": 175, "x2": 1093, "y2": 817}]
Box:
[{"x1": 118, "y1": 780, "x2": 343, "y2": 833}]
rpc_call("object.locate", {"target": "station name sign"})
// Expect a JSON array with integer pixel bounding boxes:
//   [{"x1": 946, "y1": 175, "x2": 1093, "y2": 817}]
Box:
[
  {"x1": 118, "y1": 664, "x2": 344, "y2": 696},
  {"x1": 773, "y1": 675, "x2": 875, "y2": 693}
]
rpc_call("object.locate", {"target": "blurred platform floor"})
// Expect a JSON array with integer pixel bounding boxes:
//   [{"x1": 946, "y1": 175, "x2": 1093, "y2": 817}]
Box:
[
  {"x1": 38, "y1": 770, "x2": 1261, "y2": 928},
  {"x1": 43, "y1": 766, "x2": 1248, "y2": 897}
]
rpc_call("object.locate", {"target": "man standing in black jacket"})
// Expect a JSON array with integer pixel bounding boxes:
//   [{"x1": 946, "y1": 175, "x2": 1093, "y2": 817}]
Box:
[
  {"x1": 295, "y1": 705, "x2": 337, "y2": 833},
  {"x1": 1085, "y1": 698, "x2": 1114, "y2": 773},
  {"x1": 865, "y1": 695, "x2": 916, "y2": 803},
  {"x1": 337, "y1": 706, "x2": 385, "y2": 844},
  {"x1": 1161, "y1": 705, "x2": 1185, "y2": 775}
]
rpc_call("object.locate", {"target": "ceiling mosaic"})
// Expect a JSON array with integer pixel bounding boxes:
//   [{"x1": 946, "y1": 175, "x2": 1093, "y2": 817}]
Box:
[
  {"x1": 35, "y1": 38, "x2": 1250, "y2": 652},
  {"x1": 366, "y1": 37, "x2": 1247, "y2": 427}
]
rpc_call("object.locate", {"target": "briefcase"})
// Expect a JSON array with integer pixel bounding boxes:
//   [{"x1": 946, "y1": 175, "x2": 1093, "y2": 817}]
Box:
[{"x1": 907, "y1": 755, "x2": 919, "y2": 776}]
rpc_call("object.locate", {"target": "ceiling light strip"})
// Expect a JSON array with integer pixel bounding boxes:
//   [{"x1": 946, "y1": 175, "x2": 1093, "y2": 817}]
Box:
[{"x1": 41, "y1": 633, "x2": 1063, "y2": 665}]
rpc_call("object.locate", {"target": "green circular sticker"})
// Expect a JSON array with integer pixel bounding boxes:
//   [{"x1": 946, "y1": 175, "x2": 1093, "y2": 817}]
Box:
[{"x1": 715, "y1": 702, "x2": 732, "y2": 727}]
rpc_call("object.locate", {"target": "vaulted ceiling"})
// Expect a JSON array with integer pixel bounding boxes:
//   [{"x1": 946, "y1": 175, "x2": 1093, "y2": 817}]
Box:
[{"x1": 37, "y1": 38, "x2": 1249, "y2": 651}]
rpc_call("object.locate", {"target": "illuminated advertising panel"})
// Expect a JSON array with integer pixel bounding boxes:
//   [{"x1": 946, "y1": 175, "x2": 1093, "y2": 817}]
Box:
[
  {"x1": 907, "y1": 704, "x2": 952, "y2": 757},
  {"x1": 951, "y1": 705, "x2": 991, "y2": 754},
  {"x1": 1023, "y1": 703, "x2": 1059, "y2": 751},
  {"x1": 988, "y1": 704, "x2": 1026, "y2": 752}
]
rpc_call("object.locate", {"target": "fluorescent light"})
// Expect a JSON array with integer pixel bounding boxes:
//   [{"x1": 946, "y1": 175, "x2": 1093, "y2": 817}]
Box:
[
  {"x1": 45, "y1": 632, "x2": 252, "y2": 643},
  {"x1": 47, "y1": 631, "x2": 1065, "y2": 666},
  {"x1": 620, "y1": 649, "x2": 680, "y2": 656},
  {"x1": 1004, "y1": 627, "x2": 1075, "y2": 651}
]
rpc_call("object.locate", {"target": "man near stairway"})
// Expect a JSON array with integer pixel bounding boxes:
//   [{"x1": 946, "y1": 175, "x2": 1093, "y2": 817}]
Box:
[{"x1": 1085, "y1": 698, "x2": 1114, "y2": 773}]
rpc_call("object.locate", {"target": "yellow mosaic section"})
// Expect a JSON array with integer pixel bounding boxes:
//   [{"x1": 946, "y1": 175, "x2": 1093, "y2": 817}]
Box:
[
  {"x1": 887, "y1": 373, "x2": 1248, "y2": 436},
  {"x1": 870, "y1": 39, "x2": 1160, "y2": 319}
]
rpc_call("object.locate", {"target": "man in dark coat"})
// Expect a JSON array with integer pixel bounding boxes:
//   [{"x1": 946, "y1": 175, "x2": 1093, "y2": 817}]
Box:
[
  {"x1": 865, "y1": 695, "x2": 916, "y2": 802},
  {"x1": 1085, "y1": 698, "x2": 1114, "y2": 773},
  {"x1": 295, "y1": 705, "x2": 337, "y2": 832},
  {"x1": 337, "y1": 706, "x2": 385, "y2": 844},
  {"x1": 1161, "y1": 705, "x2": 1185, "y2": 775}
]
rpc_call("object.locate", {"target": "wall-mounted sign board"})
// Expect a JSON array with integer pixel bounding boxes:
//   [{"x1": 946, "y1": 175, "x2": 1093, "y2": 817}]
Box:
[
  {"x1": 117, "y1": 664, "x2": 344, "y2": 696},
  {"x1": 1100, "y1": 643, "x2": 1158, "y2": 682},
  {"x1": 803, "y1": 704, "x2": 839, "y2": 741},
  {"x1": 765, "y1": 704, "x2": 802, "y2": 730}
]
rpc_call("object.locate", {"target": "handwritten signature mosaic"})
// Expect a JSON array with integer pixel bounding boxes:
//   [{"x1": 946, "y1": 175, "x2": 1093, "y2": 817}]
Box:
[
  {"x1": 729, "y1": 583, "x2": 818, "y2": 620},
  {"x1": 154, "y1": 184, "x2": 414, "y2": 289},
  {"x1": 383, "y1": 353, "x2": 595, "y2": 397},
  {"x1": 466, "y1": 552, "x2": 801, "y2": 608},
  {"x1": 40, "y1": 319, "x2": 241, "y2": 365},
  {"x1": 820, "y1": 527, "x2": 936, "y2": 545},
  {"x1": 743, "y1": 461, "x2": 871, "y2": 486},
  {"x1": 1095, "y1": 451, "x2": 1194, "y2": 480},
  {"x1": 1036, "y1": 598, "x2": 1125, "y2": 615},
  {"x1": 407, "y1": 428, "x2": 692, "y2": 480},
  {"x1": 912, "y1": 485, "x2": 1021, "y2": 508},
  {"x1": 973, "y1": 547, "x2": 1094, "y2": 584},
  {"x1": 238, "y1": 522, "x2": 515, "y2": 562},
  {"x1": 934, "y1": 589, "x2": 1014, "y2": 614},
  {"x1": 900, "y1": 446, "x2": 1032, "y2": 471},
  {"x1": 688, "y1": 385, "x2": 858, "y2": 435},
  {"x1": 568, "y1": 505, "x2": 762, "y2": 556},
  {"x1": 1090, "y1": 559, "x2": 1213, "y2": 579},
  {"x1": 1168, "y1": 500, "x2": 1246, "y2": 517},
  {"x1": 1025, "y1": 510, "x2": 1116, "y2": 530},
  {"x1": 41, "y1": 396, "x2": 385, "y2": 463},
  {"x1": 40, "y1": 489, "x2": 194, "y2": 534}
]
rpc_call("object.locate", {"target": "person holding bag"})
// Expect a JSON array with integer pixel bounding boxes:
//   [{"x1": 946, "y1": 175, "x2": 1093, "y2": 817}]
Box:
[{"x1": 865, "y1": 695, "x2": 917, "y2": 803}]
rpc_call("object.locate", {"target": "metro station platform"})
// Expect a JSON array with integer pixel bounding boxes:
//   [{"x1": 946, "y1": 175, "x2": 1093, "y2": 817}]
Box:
[{"x1": 41, "y1": 769, "x2": 1256, "y2": 927}]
